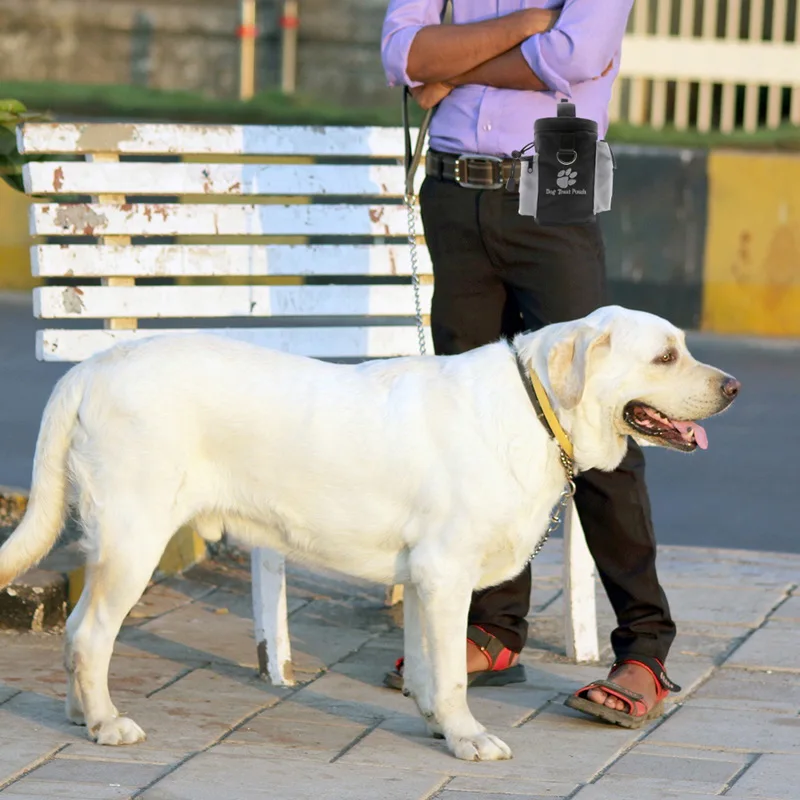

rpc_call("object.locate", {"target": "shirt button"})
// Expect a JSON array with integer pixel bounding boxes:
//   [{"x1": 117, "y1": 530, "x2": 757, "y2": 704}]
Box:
[{"x1": 483, "y1": 123, "x2": 492, "y2": 131}]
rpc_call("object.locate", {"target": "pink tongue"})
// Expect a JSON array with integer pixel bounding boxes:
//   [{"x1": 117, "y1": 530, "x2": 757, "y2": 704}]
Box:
[{"x1": 673, "y1": 420, "x2": 708, "y2": 450}]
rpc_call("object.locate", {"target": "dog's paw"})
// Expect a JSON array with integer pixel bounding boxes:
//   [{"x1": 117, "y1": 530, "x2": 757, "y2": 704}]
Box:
[
  {"x1": 90, "y1": 716, "x2": 147, "y2": 746},
  {"x1": 449, "y1": 731, "x2": 513, "y2": 761}
]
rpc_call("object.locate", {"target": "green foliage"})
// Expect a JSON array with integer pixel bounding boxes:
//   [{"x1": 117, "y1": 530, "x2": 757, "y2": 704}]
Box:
[{"x1": 0, "y1": 99, "x2": 52, "y2": 193}]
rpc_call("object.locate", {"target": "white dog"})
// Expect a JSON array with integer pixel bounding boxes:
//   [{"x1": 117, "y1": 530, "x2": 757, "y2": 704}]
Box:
[{"x1": 0, "y1": 305, "x2": 739, "y2": 761}]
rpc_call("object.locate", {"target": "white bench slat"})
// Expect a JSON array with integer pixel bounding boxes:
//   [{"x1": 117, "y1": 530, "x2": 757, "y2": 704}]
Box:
[
  {"x1": 30, "y1": 203, "x2": 418, "y2": 238},
  {"x1": 32, "y1": 244, "x2": 434, "y2": 278},
  {"x1": 24, "y1": 162, "x2": 424, "y2": 197},
  {"x1": 34, "y1": 285, "x2": 435, "y2": 320},
  {"x1": 36, "y1": 326, "x2": 434, "y2": 362},
  {"x1": 18, "y1": 123, "x2": 419, "y2": 157}
]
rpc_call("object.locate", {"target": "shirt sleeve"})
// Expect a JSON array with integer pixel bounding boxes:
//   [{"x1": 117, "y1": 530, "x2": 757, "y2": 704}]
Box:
[
  {"x1": 520, "y1": 0, "x2": 634, "y2": 97},
  {"x1": 381, "y1": 0, "x2": 448, "y2": 88}
]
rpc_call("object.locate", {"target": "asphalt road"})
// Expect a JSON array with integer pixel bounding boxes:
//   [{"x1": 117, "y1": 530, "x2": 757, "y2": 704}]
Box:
[{"x1": 2, "y1": 292, "x2": 798, "y2": 554}]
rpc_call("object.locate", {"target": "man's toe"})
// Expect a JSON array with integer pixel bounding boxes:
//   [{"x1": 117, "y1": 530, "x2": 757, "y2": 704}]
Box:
[{"x1": 585, "y1": 687, "x2": 608, "y2": 705}]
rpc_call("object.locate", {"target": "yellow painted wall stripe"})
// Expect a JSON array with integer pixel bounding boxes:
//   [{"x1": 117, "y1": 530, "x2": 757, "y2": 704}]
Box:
[
  {"x1": 0, "y1": 180, "x2": 37, "y2": 291},
  {"x1": 702, "y1": 150, "x2": 800, "y2": 338}
]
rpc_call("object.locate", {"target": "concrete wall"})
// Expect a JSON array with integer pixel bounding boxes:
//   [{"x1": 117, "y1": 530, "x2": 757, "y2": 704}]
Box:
[
  {"x1": 0, "y1": 0, "x2": 395, "y2": 109},
  {"x1": 703, "y1": 151, "x2": 800, "y2": 338}
]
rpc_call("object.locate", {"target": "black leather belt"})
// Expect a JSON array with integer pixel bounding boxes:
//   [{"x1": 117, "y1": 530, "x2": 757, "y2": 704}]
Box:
[{"x1": 425, "y1": 150, "x2": 520, "y2": 190}]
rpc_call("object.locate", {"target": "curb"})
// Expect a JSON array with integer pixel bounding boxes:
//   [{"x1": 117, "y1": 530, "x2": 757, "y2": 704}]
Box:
[{"x1": 0, "y1": 486, "x2": 207, "y2": 631}]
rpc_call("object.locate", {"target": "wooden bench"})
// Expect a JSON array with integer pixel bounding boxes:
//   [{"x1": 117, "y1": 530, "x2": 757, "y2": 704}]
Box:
[{"x1": 17, "y1": 122, "x2": 600, "y2": 684}]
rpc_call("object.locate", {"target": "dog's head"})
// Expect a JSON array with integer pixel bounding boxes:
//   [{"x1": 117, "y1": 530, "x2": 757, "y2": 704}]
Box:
[{"x1": 516, "y1": 305, "x2": 740, "y2": 472}]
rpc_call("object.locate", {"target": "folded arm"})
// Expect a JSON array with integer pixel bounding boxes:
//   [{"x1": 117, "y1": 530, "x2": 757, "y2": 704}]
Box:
[
  {"x1": 381, "y1": 0, "x2": 557, "y2": 87},
  {"x1": 519, "y1": 0, "x2": 634, "y2": 95},
  {"x1": 443, "y1": 0, "x2": 632, "y2": 94}
]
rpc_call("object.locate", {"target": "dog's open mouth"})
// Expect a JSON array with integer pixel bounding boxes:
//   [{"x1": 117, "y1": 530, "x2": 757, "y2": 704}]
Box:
[{"x1": 623, "y1": 402, "x2": 708, "y2": 452}]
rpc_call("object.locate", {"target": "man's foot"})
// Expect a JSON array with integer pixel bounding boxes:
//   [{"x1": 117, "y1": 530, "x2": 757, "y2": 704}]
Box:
[
  {"x1": 586, "y1": 662, "x2": 658, "y2": 711},
  {"x1": 563, "y1": 656, "x2": 681, "y2": 730},
  {"x1": 383, "y1": 625, "x2": 526, "y2": 691}
]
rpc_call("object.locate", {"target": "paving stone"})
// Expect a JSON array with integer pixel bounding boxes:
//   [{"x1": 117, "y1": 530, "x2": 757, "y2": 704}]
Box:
[
  {"x1": 442, "y1": 794, "x2": 566, "y2": 800},
  {"x1": 647, "y1": 706, "x2": 800, "y2": 753},
  {"x1": 725, "y1": 754, "x2": 800, "y2": 798},
  {"x1": 445, "y1": 776, "x2": 577, "y2": 797},
  {"x1": 0, "y1": 692, "x2": 86, "y2": 743},
  {"x1": 339, "y1": 704, "x2": 641, "y2": 783},
  {"x1": 130, "y1": 589, "x2": 263, "y2": 667},
  {"x1": 690, "y1": 668, "x2": 800, "y2": 712},
  {"x1": 668, "y1": 631, "x2": 743, "y2": 660},
  {"x1": 657, "y1": 558, "x2": 799, "y2": 589},
  {"x1": 139, "y1": 753, "x2": 448, "y2": 800},
  {"x1": 0, "y1": 653, "x2": 192, "y2": 703},
  {"x1": 605, "y1": 749, "x2": 743, "y2": 787},
  {"x1": 657, "y1": 586, "x2": 788, "y2": 627},
  {"x1": 123, "y1": 577, "x2": 216, "y2": 626},
  {"x1": 726, "y1": 622, "x2": 800, "y2": 672},
  {"x1": 293, "y1": 670, "x2": 421, "y2": 722},
  {"x1": 530, "y1": 578, "x2": 562, "y2": 612},
  {"x1": 57, "y1": 742, "x2": 189, "y2": 766},
  {"x1": 572, "y1": 776, "x2": 725, "y2": 799},
  {"x1": 24, "y1": 757, "x2": 167, "y2": 786},
  {"x1": 218, "y1": 705, "x2": 372, "y2": 761},
  {"x1": 768, "y1": 595, "x2": 800, "y2": 621},
  {"x1": 0, "y1": 738, "x2": 68, "y2": 790},
  {"x1": 0, "y1": 780, "x2": 135, "y2": 798},
  {"x1": 0, "y1": 685, "x2": 20, "y2": 704},
  {"x1": 101, "y1": 668, "x2": 283, "y2": 754},
  {"x1": 0, "y1": 544, "x2": 798, "y2": 799}
]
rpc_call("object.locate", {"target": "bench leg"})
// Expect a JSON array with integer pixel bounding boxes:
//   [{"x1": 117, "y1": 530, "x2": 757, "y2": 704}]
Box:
[
  {"x1": 251, "y1": 547, "x2": 295, "y2": 686},
  {"x1": 563, "y1": 499, "x2": 600, "y2": 663}
]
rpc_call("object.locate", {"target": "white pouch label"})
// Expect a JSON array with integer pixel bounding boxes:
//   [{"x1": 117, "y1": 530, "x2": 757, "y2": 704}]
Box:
[{"x1": 518, "y1": 155, "x2": 539, "y2": 218}]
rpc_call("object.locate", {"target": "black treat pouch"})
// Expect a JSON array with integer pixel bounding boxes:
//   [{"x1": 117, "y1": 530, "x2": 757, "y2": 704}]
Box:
[{"x1": 512, "y1": 99, "x2": 615, "y2": 226}]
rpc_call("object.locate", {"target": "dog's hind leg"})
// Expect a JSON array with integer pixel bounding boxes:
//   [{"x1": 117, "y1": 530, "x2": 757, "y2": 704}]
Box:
[
  {"x1": 415, "y1": 564, "x2": 513, "y2": 762},
  {"x1": 400, "y1": 582, "x2": 442, "y2": 738},
  {"x1": 65, "y1": 516, "x2": 172, "y2": 746}
]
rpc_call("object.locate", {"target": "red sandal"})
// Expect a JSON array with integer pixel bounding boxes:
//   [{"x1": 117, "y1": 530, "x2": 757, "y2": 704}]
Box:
[
  {"x1": 564, "y1": 656, "x2": 681, "y2": 729},
  {"x1": 383, "y1": 625, "x2": 527, "y2": 691}
]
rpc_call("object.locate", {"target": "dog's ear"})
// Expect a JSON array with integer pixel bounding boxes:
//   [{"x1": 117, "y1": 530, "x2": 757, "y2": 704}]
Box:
[{"x1": 547, "y1": 327, "x2": 611, "y2": 410}]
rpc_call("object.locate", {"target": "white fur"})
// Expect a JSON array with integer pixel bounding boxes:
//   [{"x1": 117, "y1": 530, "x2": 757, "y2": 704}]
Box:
[{"x1": 0, "y1": 305, "x2": 737, "y2": 760}]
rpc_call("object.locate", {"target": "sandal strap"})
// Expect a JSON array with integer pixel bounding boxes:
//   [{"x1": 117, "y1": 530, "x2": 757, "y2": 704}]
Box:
[
  {"x1": 466, "y1": 625, "x2": 516, "y2": 671},
  {"x1": 575, "y1": 679, "x2": 647, "y2": 716},
  {"x1": 612, "y1": 656, "x2": 682, "y2": 695}
]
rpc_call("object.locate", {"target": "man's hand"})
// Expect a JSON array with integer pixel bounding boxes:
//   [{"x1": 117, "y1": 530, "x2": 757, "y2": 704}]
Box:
[{"x1": 410, "y1": 82, "x2": 454, "y2": 111}]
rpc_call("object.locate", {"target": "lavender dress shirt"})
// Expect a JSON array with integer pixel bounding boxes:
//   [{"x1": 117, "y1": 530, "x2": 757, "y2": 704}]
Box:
[{"x1": 381, "y1": 0, "x2": 633, "y2": 157}]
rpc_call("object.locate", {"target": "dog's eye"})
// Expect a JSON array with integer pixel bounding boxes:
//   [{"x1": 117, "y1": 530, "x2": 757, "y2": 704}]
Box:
[{"x1": 654, "y1": 348, "x2": 678, "y2": 365}]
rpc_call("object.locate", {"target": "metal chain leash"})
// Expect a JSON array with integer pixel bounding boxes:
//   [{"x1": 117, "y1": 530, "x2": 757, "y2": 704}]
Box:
[
  {"x1": 405, "y1": 190, "x2": 427, "y2": 357},
  {"x1": 526, "y1": 448, "x2": 576, "y2": 564}
]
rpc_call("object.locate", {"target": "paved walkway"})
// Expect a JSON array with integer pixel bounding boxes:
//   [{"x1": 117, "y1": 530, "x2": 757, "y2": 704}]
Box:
[{"x1": 0, "y1": 541, "x2": 797, "y2": 800}]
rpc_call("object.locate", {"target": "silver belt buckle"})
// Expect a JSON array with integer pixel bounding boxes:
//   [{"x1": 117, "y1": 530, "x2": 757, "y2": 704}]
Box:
[{"x1": 454, "y1": 153, "x2": 505, "y2": 190}]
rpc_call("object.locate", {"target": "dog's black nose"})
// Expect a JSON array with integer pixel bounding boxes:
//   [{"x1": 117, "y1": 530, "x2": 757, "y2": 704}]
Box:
[{"x1": 722, "y1": 377, "x2": 741, "y2": 399}]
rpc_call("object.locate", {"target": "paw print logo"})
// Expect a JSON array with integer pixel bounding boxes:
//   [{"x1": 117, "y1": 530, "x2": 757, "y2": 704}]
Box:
[{"x1": 557, "y1": 168, "x2": 577, "y2": 189}]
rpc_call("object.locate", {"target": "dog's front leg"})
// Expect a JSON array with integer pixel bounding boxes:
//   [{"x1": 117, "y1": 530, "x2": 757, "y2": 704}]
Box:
[
  {"x1": 401, "y1": 582, "x2": 443, "y2": 738},
  {"x1": 417, "y1": 574, "x2": 513, "y2": 762}
]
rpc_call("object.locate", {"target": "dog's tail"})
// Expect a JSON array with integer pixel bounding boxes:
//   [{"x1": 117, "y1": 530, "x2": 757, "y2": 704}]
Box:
[{"x1": 0, "y1": 364, "x2": 87, "y2": 588}]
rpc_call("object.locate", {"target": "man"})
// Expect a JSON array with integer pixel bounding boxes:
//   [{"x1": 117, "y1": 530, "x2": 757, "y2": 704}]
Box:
[{"x1": 380, "y1": 0, "x2": 681, "y2": 728}]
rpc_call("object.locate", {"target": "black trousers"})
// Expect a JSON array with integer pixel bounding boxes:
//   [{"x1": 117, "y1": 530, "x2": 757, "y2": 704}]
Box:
[{"x1": 419, "y1": 172, "x2": 676, "y2": 664}]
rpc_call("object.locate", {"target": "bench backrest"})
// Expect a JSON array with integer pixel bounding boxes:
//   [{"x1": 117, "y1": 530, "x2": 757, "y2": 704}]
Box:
[{"x1": 17, "y1": 123, "x2": 433, "y2": 363}]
